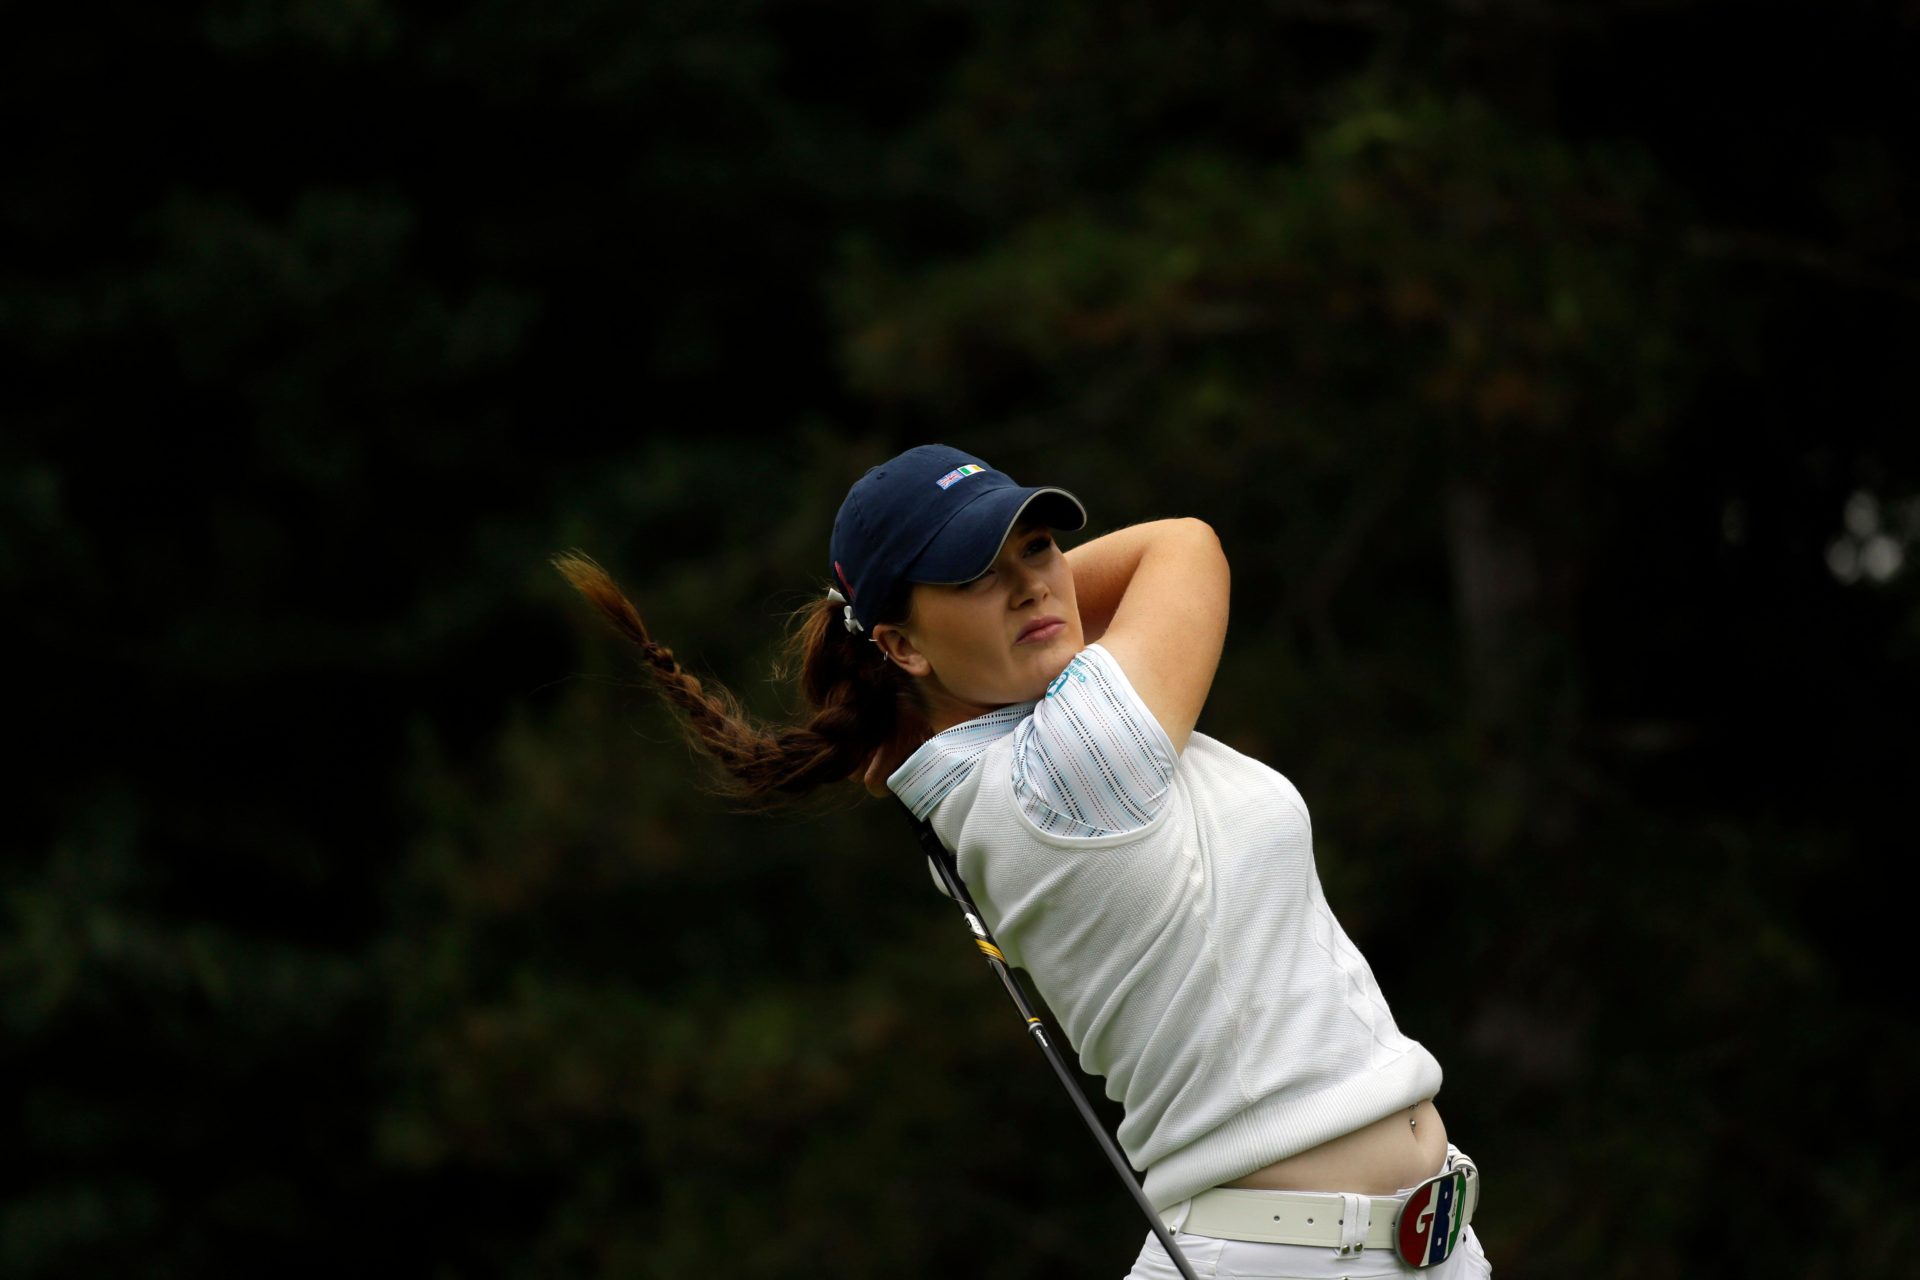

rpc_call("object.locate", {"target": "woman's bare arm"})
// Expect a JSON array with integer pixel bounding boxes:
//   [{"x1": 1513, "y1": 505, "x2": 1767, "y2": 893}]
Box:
[{"x1": 1066, "y1": 518, "x2": 1229, "y2": 753}]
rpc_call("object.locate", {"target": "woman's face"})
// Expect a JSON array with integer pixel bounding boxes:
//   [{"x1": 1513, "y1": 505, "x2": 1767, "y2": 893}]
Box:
[{"x1": 873, "y1": 521, "x2": 1083, "y2": 730}]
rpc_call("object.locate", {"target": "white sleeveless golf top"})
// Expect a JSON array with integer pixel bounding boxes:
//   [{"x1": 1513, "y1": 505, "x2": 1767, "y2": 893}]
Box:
[{"x1": 889, "y1": 644, "x2": 1443, "y2": 1212}]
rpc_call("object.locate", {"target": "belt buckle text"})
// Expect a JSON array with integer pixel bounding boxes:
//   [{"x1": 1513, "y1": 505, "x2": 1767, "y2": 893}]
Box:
[{"x1": 1393, "y1": 1165, "x2": 1472, "y2": 1268}]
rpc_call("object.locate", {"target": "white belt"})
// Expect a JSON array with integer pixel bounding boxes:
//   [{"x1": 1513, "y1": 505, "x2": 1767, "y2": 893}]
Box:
[
  {"x1": 1169, "y1": 1187, "x2": 1402, "y2": 1250},
  {"x1": 1162, "y1": 1148, "x2": 1479, "y2": 1259}
]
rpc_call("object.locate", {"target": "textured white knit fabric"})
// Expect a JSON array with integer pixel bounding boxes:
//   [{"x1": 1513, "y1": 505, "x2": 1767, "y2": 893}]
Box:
[{"x1": 890, "y1": 644, "x2": 1444, "y2": 1212}]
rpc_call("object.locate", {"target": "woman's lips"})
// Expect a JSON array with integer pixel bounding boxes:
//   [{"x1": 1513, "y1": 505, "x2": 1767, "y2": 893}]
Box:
[{"x1": 1016, "y1": 617, "x2": 1067, "y2": 645}]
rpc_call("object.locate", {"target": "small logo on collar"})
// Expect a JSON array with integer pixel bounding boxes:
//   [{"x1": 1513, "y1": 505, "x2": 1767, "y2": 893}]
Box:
[{"x1": 1046, "y1": 655, "x2": 1090, "y2": 697}]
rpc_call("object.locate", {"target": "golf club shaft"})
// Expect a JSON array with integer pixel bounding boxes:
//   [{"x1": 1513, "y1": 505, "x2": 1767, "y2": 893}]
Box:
[{"x1": 909, "y1": 811, "x2": 1201, "y2": 1280}]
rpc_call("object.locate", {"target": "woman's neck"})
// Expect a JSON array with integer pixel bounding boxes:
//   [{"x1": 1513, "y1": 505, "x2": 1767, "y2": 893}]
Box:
[{"x1": 921, "y1": 681, "x2": 1018, "y2": 736}]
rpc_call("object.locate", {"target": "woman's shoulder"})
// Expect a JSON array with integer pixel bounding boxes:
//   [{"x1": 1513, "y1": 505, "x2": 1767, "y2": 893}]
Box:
[
  {"x1": 1012, "y1": 643, "x2": 1181, "y2": 840},
  {"x1": 892, "y1": 644, "x2": 1189, "y2": 837},
  {"x1": 888, "y1": 700, "x2": 1031, "y2": 820}
]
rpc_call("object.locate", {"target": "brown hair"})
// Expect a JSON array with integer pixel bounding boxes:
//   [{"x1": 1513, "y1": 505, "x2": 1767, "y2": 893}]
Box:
[{"x1": 551, "y1": 551, "x2": 924, "y2": 806}]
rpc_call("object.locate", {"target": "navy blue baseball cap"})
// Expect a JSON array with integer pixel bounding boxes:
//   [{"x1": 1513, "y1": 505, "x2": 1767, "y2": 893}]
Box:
[{"x1": 828, "y1": 445, "x2": 1087, "y2": 632}]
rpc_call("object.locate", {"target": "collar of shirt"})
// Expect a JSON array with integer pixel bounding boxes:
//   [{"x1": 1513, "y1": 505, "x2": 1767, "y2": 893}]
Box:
[{"x1": 887, "y1": 701, "x2": 1035, "y2": 819}]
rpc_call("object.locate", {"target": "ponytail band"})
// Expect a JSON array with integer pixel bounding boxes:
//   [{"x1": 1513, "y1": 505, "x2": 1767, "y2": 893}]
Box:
[{"x1": 826, "y1": 587, "x2": 863, "y2": 634}]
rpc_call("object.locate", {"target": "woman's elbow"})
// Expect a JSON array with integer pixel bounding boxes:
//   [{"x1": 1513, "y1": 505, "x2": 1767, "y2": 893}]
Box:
[
  {"x1": 1154, "y1": 516, "x2": 1219, "y2": 546},
  {"x1": 1173, "y1": 517, "x2": 1227, "y2": 566}
]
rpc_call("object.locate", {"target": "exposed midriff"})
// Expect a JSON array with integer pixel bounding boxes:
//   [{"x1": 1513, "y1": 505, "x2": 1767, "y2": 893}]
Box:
[{"x1": 1222, "y1": 1099, "x2": 1447, "y2": 1195}]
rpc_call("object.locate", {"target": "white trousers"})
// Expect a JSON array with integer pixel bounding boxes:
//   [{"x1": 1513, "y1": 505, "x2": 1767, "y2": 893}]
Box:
[{"x1": 1124, "y1": 1222, "x2": 1490, "y2": 1280}]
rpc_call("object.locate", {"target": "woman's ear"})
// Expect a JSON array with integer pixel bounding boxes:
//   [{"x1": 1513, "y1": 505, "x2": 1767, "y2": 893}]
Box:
[{"x1": 871, "y1": 623, "x2": 932, "y2": 677}]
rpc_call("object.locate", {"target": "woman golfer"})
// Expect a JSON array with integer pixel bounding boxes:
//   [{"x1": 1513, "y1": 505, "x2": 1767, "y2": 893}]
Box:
[{"x1": 558, "y1": 444, "x2": 1490, "y2": 1279}]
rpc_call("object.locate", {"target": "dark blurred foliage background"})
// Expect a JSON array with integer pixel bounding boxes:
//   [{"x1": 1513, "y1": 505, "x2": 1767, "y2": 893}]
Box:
[{"x1": 6, "y1": 1, "x2": 1917, "y2": 1276}]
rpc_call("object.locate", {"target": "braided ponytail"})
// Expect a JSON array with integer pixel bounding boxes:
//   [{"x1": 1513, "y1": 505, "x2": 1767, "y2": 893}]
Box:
[{"x1": 552, "y1": 551, "x2": 923, "y2": 805}]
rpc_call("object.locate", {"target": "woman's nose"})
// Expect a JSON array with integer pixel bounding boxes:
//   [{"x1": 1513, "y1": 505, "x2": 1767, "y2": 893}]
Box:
[{"x1": 1009, "y1": 564, "x2": 1046, "y2": 605}]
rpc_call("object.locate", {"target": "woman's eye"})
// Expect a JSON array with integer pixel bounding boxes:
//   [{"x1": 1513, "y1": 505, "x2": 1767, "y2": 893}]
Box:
[{"x1": 1024, "y1": 534, "x2": 1054, "y2": 557}]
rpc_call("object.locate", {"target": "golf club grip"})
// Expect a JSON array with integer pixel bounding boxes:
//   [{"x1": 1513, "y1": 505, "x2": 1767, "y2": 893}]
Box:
[{"x1": 908, "y1": 812, "x2": 1201, "y2": 1280}]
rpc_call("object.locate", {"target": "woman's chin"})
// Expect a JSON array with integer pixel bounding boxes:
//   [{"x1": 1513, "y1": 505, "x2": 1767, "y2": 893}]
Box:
[{"x1": 1031, "y1": 646, "x2": 1080, "y2": 694}]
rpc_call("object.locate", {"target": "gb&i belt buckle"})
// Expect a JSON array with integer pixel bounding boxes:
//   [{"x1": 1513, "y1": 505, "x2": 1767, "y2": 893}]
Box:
[{"x1": 1392, "y1": 1151, "x2": 1479, "y2": 1268}]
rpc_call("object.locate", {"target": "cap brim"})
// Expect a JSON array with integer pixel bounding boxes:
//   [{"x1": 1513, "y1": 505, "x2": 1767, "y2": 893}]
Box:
[{"x1": 905, "y1": 485, "x2": 1089, "y2": 585}]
